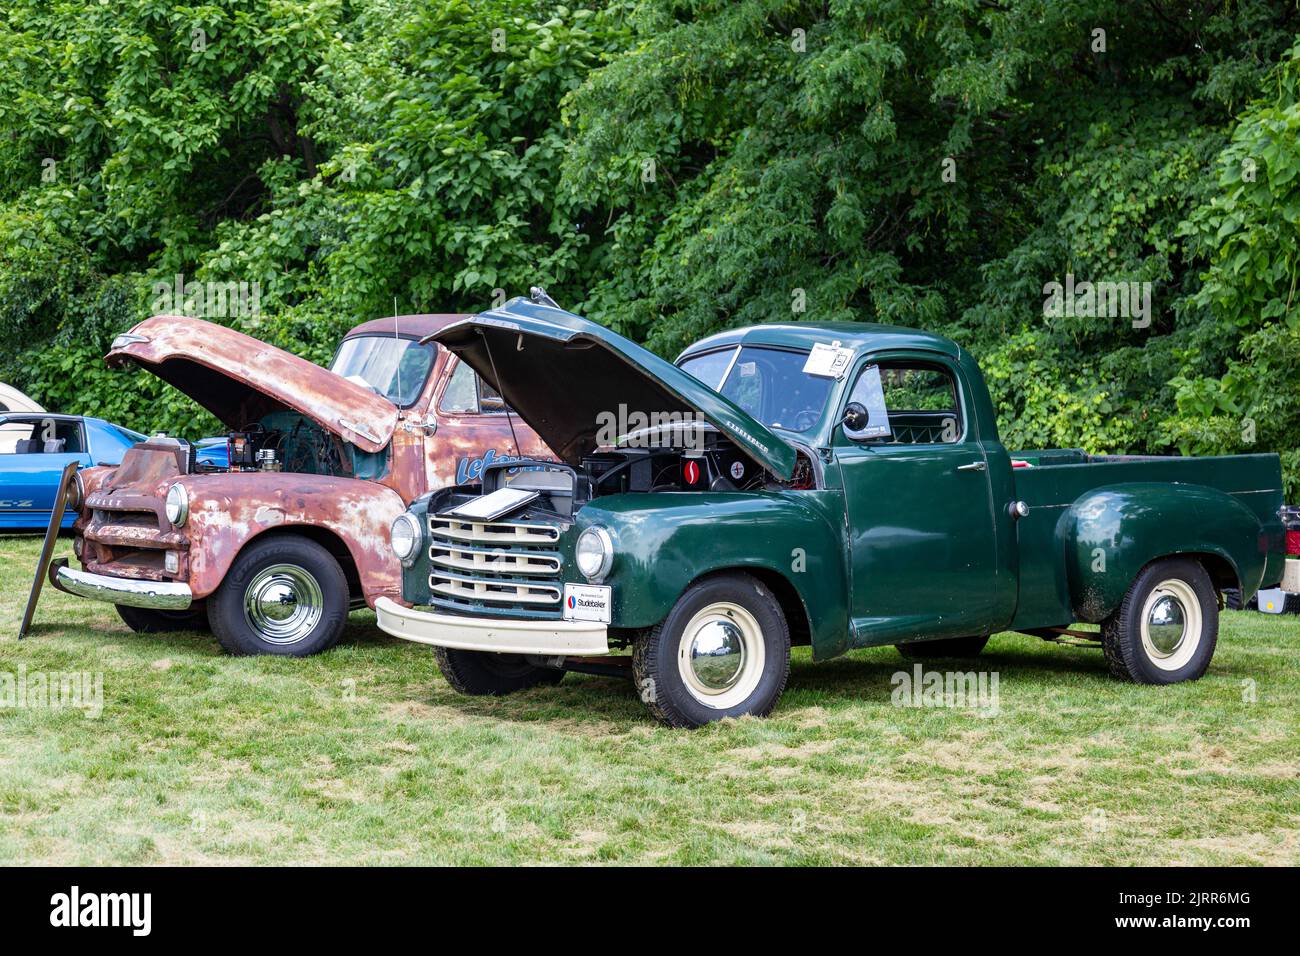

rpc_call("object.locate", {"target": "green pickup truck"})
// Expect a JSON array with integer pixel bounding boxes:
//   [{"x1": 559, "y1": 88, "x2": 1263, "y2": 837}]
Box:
[{"x1": 375, "y1": 295, "x2": 1287, "y2": 727}]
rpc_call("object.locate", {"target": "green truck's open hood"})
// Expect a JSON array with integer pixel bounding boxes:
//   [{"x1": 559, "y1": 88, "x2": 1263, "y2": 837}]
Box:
[{"x1": 428, "y1": 299, "x2": 798, "y2": 480}]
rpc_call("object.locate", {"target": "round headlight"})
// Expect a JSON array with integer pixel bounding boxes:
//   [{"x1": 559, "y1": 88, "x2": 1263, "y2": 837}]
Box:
[
  {"x1": 390, "y1": 513, "x2": 422, "y2": 566},
  {"x1": 164, "y1": 483, "x2": 189, "y2": 526},
  {"x1": 67, "y1": 472, "x2": 85, "y2": 510},
  {"x1": 575, "y1": 526, "x2": 614, "y2": 581}
]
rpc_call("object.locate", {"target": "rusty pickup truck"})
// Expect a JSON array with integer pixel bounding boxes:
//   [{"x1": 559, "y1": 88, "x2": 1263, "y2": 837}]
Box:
[{"x1": 45, "y1": 313, "x2": 549, "y2": 655}]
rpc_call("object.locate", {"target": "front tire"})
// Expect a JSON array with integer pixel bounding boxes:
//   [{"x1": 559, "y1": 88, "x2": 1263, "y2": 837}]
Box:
[
  {"x1": 1101, "y1": 557, "x2": 1218, "y2": 684},
  {"x1": 896, "y1": 635, "x2": 989, "y2": 659},
  {"x1": 632, "y1": 572, "x2": 790, "y2": 728},
  {"x1": 116, "y1": 603, "x2": 209, "y2": 633},
  {"x1": 207, "y1": 535, "x2": 349, "y2": 656},
  {"x1": 433, "y1": 648, "x2": 565, "y2": 695}
]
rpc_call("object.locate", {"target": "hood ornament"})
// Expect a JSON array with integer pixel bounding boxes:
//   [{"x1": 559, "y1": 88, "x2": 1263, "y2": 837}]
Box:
[{"x1": 529, "y1": 286, "x2": 560, "y2": 309}]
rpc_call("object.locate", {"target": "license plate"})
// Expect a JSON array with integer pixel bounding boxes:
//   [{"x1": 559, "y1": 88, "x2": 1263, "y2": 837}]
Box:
[{"x1": 562, "y1": 584, "x2": 611, "y2": 624}]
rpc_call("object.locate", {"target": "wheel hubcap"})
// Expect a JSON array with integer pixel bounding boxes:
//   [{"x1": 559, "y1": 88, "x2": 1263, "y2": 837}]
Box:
[
  {"x1": 1146, "y1": 595, "x2": 1186, "y2": 656},
  {"x1": 243, "y1": 564, "x2": 324, "y2": 645},
  {"x1": 1139, "y1": 578, "x2": 1202, "y2": 671},
  {"x1": 676, "y1": 602, "x2": 765, "y2": 709},
  {"x1": 687, "y1": 620, "x2": 746, "y2": 691}
]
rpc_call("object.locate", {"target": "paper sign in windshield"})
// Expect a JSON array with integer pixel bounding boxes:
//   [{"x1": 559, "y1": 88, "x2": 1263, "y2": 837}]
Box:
[{"x1": 803, "y1": 343, "x2": 854, "y2": 379}]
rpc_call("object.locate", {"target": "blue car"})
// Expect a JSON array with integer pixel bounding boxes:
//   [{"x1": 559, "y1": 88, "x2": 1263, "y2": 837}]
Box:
[{"x1": 0, "y1": 413, "x2": 228, "y2": 531}]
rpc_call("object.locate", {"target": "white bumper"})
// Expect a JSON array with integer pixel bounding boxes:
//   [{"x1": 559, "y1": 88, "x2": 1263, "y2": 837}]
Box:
[{"x1": 375, "y1": 597, "x2": 609, "y2": 655}]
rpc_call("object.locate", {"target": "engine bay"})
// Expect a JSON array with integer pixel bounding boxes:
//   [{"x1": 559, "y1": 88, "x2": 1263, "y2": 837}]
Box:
[
  {"x1": 467, "y1": 433, "x2": 818, "y2": 522},
  {"x1": 215, "y1": 412, "x2": 385, "y2": 479}
]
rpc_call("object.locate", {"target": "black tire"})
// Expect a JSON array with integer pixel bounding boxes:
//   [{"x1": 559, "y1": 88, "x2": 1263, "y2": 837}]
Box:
[
  {"x1": 632, "y1": 572, "x2": 790, "y2": 728},
  {"x1": 1222, "y1": 588, "x2": 1256, "y2": 611},
  {"x1": 433, "y1": 647, "x2": 565, "y2": 696},
  {"x1": 207, "y1": 535, "x2": 349, "y2": 656},
  {"x1": 115, "y1": 603, "x2": 209, "y2": 633},
  {"x1": 896, "y1": 635, "x2": 989, "y2": 659},
  {"x1": 1101, "y1": 557, "x2": 1218, "y2": 684}
]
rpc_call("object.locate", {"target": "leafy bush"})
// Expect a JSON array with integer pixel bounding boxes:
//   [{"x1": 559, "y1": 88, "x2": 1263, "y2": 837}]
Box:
[{"x1": 0, "y1": 0, "x2": 1297, "y2": 495}]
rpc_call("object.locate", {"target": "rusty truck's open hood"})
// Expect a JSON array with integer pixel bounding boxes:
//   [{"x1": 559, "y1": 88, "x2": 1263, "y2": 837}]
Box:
[
  {"x1": 106, "y1": 316, "x2": 398, "y2": 453},
  {"x1": 428, "y1": 299, "x2": 797, "y2": 479}
]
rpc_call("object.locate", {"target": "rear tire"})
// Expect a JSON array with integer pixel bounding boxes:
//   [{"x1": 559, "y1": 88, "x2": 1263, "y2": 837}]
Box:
[
  {"x1": 1101, "y1": 558, "x2": 1218, "y2": 684},
  {"x1": 1223, "y1": 588, "x2": 1257, "y2": 611},
  {"x1": 116, "y1": 603, "x2": 209, "y2": 633},
  {"x1": 207, "y1": 535, "x2": 349, "y2": 656},
  {"x1": 433, "y1": 648, "x2": 565, "y2": 695},
  {"x1": 632, "y1": 572, "x2": 790, "y2": 728},
  {"x1": 896, "y1": 635, "x2": 989, "y2": 659}
]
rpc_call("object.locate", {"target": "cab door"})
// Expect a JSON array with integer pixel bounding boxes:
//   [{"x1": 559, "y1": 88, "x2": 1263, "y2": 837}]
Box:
[{"x1": 834, "y1": 354, "x2": 1002, "y2": 646}]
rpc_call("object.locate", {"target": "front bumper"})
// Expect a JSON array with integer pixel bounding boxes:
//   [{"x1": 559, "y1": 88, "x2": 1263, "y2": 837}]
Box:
[
  {"x1": 49, "y1": 559, "x2": 193, "y2": 610},
  {"x1": 375, "y1": 597, "x2": 609, "y2": 655}
]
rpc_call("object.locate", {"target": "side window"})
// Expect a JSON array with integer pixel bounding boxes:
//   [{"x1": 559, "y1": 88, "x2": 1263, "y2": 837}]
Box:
[
  {"x1": 439, "y1": 361, "x2": 479, "y2": 414},
  {"x1": 0, "y1": 419, "x2": 83, "y2": 454},
  {"x1": 478, "y1": 377, "x2": 506, "y2": 413},
  {"x1": 845, "y1": 363, "x2": 962, "y2": 445},
  {"x1": 0, "y1": 421, "x2": 37, "y2": 455}
]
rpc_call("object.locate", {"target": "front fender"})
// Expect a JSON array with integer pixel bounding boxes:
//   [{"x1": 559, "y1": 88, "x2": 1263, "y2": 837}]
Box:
[
  {"x1": 579, "y1": 491, "x2": 851, "y2": 660},
  {"x1": 1063, "y1": 482, "x2": 1267, "y2": 622},
  {"x1": 181, "y1": 473, "x2": 407, "y2": 605}
]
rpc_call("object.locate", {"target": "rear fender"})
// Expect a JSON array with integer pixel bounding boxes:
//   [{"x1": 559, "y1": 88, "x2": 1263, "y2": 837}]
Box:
[{"x1": 1063, "y1": 482, "x2": 1266, "y2": 622}]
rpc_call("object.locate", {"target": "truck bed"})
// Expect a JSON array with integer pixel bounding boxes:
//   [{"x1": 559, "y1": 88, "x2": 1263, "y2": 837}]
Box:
[{"x1": 1008, "y1": 450, "x2": 1284, "y2": 629}]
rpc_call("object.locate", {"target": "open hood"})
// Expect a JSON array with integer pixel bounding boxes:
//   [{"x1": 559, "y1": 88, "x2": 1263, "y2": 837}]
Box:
[
  {"x1": 428, "y1": 298, "x2": 797, "y2": 479},
  {"x1": 106, "y1": 316, "x2": 398, "y2": 453}
]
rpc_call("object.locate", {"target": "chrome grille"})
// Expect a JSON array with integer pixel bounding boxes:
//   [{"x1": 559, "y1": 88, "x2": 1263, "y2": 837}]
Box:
[{"x1": 428, "y1": 514, "x2": 564, "y2": 616}]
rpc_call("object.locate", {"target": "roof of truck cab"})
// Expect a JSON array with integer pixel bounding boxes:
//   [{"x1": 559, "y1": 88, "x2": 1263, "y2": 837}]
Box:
[
  {"x1": 344, "y1": 314, "x2": 472, "y2": 340},
  {"x1": 677, "y1": 322, "x2": 961, "y2": 359}
]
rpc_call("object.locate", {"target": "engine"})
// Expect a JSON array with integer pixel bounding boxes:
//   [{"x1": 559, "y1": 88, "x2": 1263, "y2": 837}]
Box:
[{"x1": 220, "y1": 412, "x2": 354, "y2": 477}]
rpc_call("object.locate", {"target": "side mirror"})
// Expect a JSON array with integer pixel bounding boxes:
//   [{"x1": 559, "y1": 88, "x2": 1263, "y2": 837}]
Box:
[{"x1": 841, "y1": 402, "x2": 869, "y2": 433}]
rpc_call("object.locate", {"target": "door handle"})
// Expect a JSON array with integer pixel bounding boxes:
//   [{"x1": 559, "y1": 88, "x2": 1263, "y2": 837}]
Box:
[{"x1": 957, "y1": 461, "x2": 987, "y2": 472}]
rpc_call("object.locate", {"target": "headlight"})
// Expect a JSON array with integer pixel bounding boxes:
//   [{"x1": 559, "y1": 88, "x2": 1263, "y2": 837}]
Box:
[
  {"x1": 67, "y1": 472, "x2": 85, "y2": 510},
  {"x1": 164, "y1": 483, "x2": 189, "y2": 526},
  {"x1": 390, "y1": 513, "x2": 422, "y2": 566},
  {"x1": 575, "y1": 526, "x2": 614, "y2": 581}
]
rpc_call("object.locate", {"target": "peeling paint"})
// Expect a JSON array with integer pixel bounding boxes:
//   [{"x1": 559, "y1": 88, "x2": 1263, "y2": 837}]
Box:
[{"x1": 71, "y1": 316, "x2": 552, "y2": 614}]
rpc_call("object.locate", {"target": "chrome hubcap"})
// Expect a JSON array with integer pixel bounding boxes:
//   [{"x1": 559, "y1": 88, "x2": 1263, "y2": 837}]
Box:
[
  {"x1": 1139, "y1": 578, "x2": 1202, "y2": 671},
  {"x1": 676, "y1": 602, "x2": 766, "y2": 709},
  {"x1": 243, "y1": 564, "x2": 323, "y2": 645},
  {"x1": 687, "y1": 620, "x2": 746, "y2": 691},
  {"x1": 1146, "y1": 595, "x2": 1186, "y2": 657}
]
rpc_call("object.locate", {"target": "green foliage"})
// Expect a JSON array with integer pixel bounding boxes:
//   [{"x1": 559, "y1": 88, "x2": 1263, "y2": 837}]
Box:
[
  {"x1": 0, "y1": 0, "x2": 630, "y2": 437},
  {"x1": 1169, "y1": 40, "x2": 1300, "y2": 497},
  {"x1": 0, "y1": 0, "x2": 1297, "y2": 493},
  {"x1": 558, "y1": 0, "x2": 1300, "y2": 491}
]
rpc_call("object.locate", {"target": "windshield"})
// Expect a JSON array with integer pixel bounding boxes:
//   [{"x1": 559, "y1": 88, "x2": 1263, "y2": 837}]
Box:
[
  {"x1": 330, "y1": 335, "x2": 436, "y2": 407},
  {"x1": 113, "y1": 425, "x2": 148, "y2": 445},
  {"x1": 678, "y1": 346, "x2": 835, "y2": 433}
]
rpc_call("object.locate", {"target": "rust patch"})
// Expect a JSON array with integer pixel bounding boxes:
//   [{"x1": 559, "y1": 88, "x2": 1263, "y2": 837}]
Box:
[{"x1": 70, "y1": 315, "x2": 555, "y2": 624}]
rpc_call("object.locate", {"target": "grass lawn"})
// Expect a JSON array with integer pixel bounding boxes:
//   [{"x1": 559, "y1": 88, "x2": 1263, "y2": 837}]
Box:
[{"x1": 1, "y1": 534, "x2": 1296, "y2": 865}]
